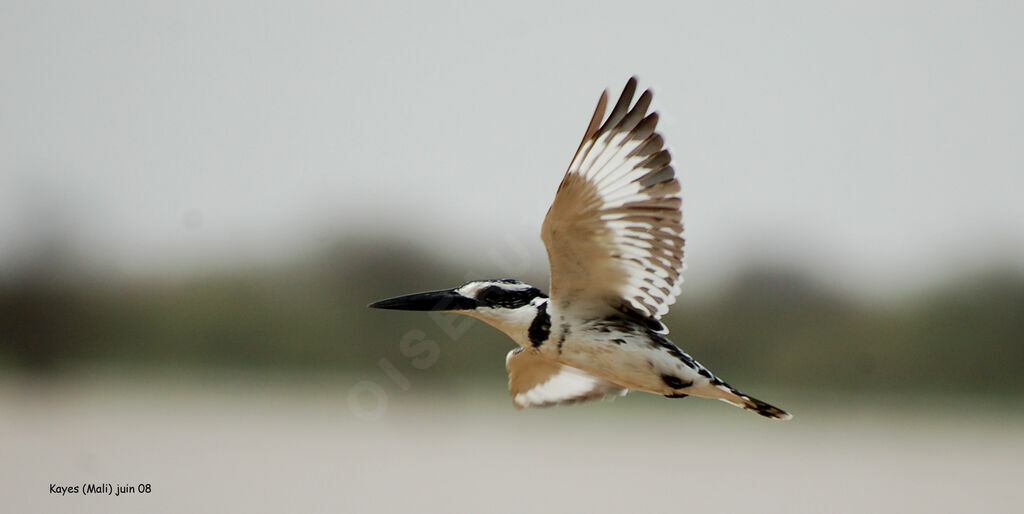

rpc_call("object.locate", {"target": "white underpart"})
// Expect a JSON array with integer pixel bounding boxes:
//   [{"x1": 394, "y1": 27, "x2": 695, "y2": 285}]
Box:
[
  {"x1": 466, "y1": 303, "x2": 541, "y2": 348},
  {"x1": 512, "y1": 360, "x2": 627, "y2": 408}
]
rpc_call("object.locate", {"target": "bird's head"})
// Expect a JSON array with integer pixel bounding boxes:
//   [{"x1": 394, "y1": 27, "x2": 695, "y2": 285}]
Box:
[{"x1": 369, "y1": 279, "x2": 549, "y2": 344}]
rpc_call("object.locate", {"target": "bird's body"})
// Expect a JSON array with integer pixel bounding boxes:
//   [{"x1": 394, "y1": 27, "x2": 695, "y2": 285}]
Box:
[{"x1": 371, "y1": 78, "x2": 791, "y2": 420}]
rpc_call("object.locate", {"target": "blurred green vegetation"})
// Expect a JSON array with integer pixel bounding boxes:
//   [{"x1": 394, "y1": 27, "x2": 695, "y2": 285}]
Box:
[{"x1": 1, "y1": 236, "x2": 1022, "y2": 397}]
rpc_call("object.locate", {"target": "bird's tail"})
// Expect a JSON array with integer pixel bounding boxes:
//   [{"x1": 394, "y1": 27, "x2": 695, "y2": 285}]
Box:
[{"x1": 709, "y1": 383, "x2": 792, "y2": 420}]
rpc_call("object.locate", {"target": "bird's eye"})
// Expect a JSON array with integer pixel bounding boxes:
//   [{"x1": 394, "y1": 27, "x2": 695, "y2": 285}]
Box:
[
  {"x1": 476, "y1": 286, "x2": 538, "y2": 309},
  {"x1": 479, "y1": 286, "x2": 503, "y2": 303}
]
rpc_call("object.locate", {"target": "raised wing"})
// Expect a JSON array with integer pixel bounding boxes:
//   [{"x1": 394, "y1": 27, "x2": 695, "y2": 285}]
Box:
[
  {"x1": 506, "y1": 348, "x2": 626, "y2": 408},
  {"x1": 542, "y1": 77, "x2": 684, "y2": 326}
]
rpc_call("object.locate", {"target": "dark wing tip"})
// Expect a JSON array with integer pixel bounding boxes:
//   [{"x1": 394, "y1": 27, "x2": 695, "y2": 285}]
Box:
[{"x1": 596, "y1": 78, "x2": 640, "y2": 133}]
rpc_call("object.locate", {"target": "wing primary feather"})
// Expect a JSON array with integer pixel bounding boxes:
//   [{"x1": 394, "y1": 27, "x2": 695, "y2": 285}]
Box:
[
  {"x1": 591, "y1": 112, "x2": 663, "y2": 191},
  {"x1": 638, "y1": 149, "x2": 672, "y2": 171},
  {"x1": 616, "y1": 89, "x2": 652, "y2": 133},
  {"x1": 628, "y1": 133, "x2": 665, "y2": 158},
  {"x1": 543, "y1": 77, "x2": 685, "y2": 322},
  {"x1": 582, "y1": 91, "x2": 608, "y2": 146},
  {"x1": 598, "y1": 77, "x2": 638, "y2": 134},
  {"x1": 561, "y1": 91, "x2": 609, "y2": 192},
  {"x1": 589, "y1": 90, "x2": 653, "y2": 186},
  {"x1": 638, "y1": 164, "x2": 674, "y2": 188},
  {"x1": 630, "y1": 112, "x2": 660, "y2": 142}
]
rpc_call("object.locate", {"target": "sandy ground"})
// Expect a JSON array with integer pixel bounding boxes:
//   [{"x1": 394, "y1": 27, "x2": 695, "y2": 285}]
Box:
[{"x1": 2, "y1": 378, "x2": 1022, "y2": 514}]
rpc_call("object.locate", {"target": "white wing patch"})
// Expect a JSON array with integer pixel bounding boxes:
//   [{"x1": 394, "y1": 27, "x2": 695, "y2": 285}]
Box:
[
  {"x1": 542, "y1": 77, "x2": 685, "y2": 323},
  {"x1": 506, "y1": 348, "x2": 627, "y2": 408}
]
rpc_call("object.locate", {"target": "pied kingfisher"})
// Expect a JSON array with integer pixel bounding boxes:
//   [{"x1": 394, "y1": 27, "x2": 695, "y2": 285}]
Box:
[{"x1": 370, "y1": 77, "x2": 791, "y2": 420}]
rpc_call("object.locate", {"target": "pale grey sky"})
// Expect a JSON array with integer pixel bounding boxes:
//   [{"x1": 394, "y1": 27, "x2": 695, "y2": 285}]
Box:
[{"x1": 2, "y1": 1, "x2": 1022, "y2": 295}]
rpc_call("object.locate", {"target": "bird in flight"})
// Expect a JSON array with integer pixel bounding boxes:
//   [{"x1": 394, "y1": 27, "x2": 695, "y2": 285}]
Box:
[{"x1": 370, "y1": 77, "x2": 791, "y2": 420}]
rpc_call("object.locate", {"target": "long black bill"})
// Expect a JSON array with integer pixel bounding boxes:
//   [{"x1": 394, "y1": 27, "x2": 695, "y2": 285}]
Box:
[{"x1": 368, "y1": 289, "x2": 477, "y2": 311}]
